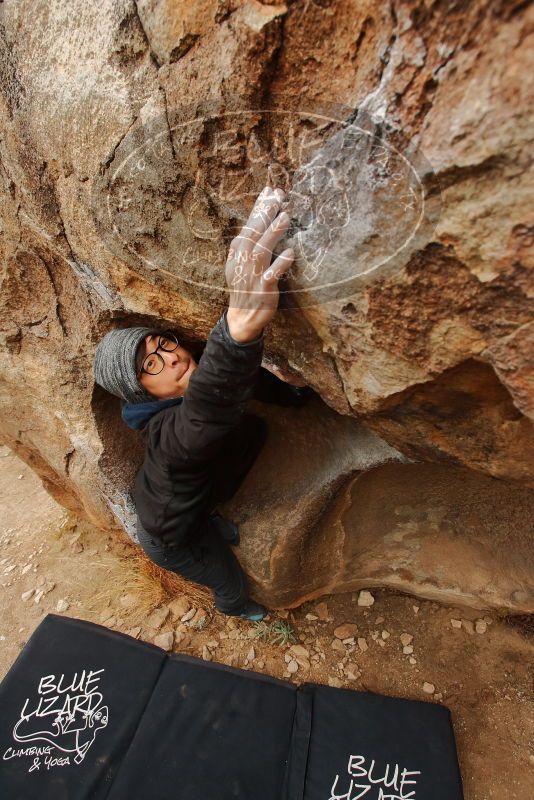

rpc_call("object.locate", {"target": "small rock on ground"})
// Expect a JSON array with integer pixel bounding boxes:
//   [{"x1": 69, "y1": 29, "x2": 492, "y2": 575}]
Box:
[
  {"x1": 154, "y1": 631, "x2": 174, "y2": 651},
  {"x1": 169, "y1": 596, "x2": 191, "y2": 618},
  {"x1": 357, "y1": 590, "x2": 375, "y2": 607},
  {"x1": 334, "y1": 623, "x2": 358, "y2": 639},
  {"x1": 462, "y1": 620, "x2": 475, "y2": 635},
  {"x1": 331, "y1": 638, "x2": 346, "y2": 652},
  {"x1": 191, "y1": 609, "x2": 207, "y2": 627},
  {"x1": 290, "y1": 644, "x2": 310, "y2": 659},
  {"x1": 181, "y1": 608, "x2": 196, "y2": 623},
  {"x1": 202, "y1": 645, "x2": 212, "y2": 661},
  {"x1": 315, "y1": 601, "x2": 329, "y2": 620},
  {"x1": 146, "y1": 607, "x2": 170, "y2": 629},
  {"x1": 328, "y1": 677, "x2": 343, "y2": 688}
]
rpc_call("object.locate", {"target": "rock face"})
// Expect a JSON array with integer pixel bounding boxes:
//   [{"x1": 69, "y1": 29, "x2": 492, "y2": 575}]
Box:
[
  {"x1": 0, "y1": 2, "x2": 532, "y2": 611},
  {"x1": 228, "y1": 397, "x2": 534, "y2": 614}
]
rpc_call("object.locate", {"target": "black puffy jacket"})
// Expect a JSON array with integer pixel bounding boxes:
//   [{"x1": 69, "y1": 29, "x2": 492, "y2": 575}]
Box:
[{"x1": 133, "y1": 309, "x2": 311, "y2": 548}]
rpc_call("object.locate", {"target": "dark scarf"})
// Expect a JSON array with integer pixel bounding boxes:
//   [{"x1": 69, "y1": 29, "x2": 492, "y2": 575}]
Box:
[{"x1": 121, "y1": 397, "x2": 183, "y2": 431}]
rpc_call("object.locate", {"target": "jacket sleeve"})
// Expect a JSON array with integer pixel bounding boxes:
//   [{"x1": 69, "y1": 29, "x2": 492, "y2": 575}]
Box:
[{"x1": 159, "y1": 309, "x2": 265, "y2": 463}]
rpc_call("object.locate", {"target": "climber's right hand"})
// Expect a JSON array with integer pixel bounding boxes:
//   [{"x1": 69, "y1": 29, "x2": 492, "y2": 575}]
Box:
[{"x1": 225, "y1": 185, "x2": 295, "y2": 343}]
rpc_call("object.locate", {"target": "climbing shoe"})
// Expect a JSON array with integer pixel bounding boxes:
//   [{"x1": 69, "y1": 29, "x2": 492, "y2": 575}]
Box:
[
  {"x1": 224, "y1": 601, "x2": 267, "y2": 622},
  {"x1": 238, "y1": 601, "x2": 267, "y2": 621},
  {"x1": 210, "y1": 510, "x2": 240, "y2": 546}
]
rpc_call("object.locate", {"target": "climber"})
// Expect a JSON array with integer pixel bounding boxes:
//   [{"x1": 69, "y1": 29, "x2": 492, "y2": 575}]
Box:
[{"x1": 93, "y1": 185, "x2": 313, "y2": 622}]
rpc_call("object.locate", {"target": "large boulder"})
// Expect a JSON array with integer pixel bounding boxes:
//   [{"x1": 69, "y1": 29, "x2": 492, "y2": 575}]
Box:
[
  {"x1": 232, "y1": 395, "x2": 534, "y2": 612},
  {"x1": 0, "y1": 1, "x2": 532, "y2": 611}
]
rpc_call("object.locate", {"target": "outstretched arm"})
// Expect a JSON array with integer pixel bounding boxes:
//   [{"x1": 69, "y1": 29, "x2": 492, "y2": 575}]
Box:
[
  {"x1": 159, "y1": 310, "x2": 264, "y2": 463},
  {"x1": 159, "y1": 186, "x2": 295, "y2": 463}
]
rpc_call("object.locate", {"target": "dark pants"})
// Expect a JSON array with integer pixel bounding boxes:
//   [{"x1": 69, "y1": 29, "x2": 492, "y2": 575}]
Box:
[{"x1": 135, "y1": 413, "x2": 268, "y2": 614}]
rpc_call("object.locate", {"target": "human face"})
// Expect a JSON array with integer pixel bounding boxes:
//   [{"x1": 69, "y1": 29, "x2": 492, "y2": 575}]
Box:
[{"x1": 137, "y1": 333, "x2": 197, "y2": 400}]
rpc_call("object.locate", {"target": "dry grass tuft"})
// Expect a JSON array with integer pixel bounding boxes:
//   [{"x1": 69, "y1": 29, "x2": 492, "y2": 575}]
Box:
[
  {"x1": 138, "y1": 553, "x2": 211, "y2": 607},
  {"x1": 87, "y1": 549, "x2": 211, "y2": 626}
]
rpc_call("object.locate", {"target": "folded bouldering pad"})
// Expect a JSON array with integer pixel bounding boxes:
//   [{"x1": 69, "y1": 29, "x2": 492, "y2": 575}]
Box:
[{"x1": 0, "y1": 614, "x2": 464, "y2": 799}]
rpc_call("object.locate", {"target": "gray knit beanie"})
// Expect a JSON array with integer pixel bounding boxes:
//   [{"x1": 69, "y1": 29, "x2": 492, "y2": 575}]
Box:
[{"x1": 93, "y1": 326, "x2": 164, "y2": 404}]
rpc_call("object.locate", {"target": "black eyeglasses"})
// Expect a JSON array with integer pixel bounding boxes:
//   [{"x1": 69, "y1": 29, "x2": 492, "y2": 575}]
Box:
[{"x1": 136, "y1": 331, "x2": 180, "y2": 377}]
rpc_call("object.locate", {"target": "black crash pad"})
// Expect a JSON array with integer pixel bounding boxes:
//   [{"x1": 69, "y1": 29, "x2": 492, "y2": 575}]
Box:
[{"x1": 0, "y1": 614, "x2": 464, "y2": 799}]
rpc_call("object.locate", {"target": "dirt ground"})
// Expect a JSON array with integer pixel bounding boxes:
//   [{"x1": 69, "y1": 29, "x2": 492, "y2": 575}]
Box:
[{"x1": 1, "y1": 443, "x2": 533, "y2": 798}]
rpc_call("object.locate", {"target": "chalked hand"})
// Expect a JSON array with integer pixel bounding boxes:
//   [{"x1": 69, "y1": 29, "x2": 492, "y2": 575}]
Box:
[{"x1": 225, "y1": 186, "x2": 294, "y2": 343}]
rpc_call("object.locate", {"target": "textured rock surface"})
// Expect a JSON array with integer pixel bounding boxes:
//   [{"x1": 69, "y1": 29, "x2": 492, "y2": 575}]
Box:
[
  {"x1": 0, "y1": 1, "x2": 532, "y2": 609},
  {"x1": 229, "y1": 397, "x2": 534, "y2": 613}
]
